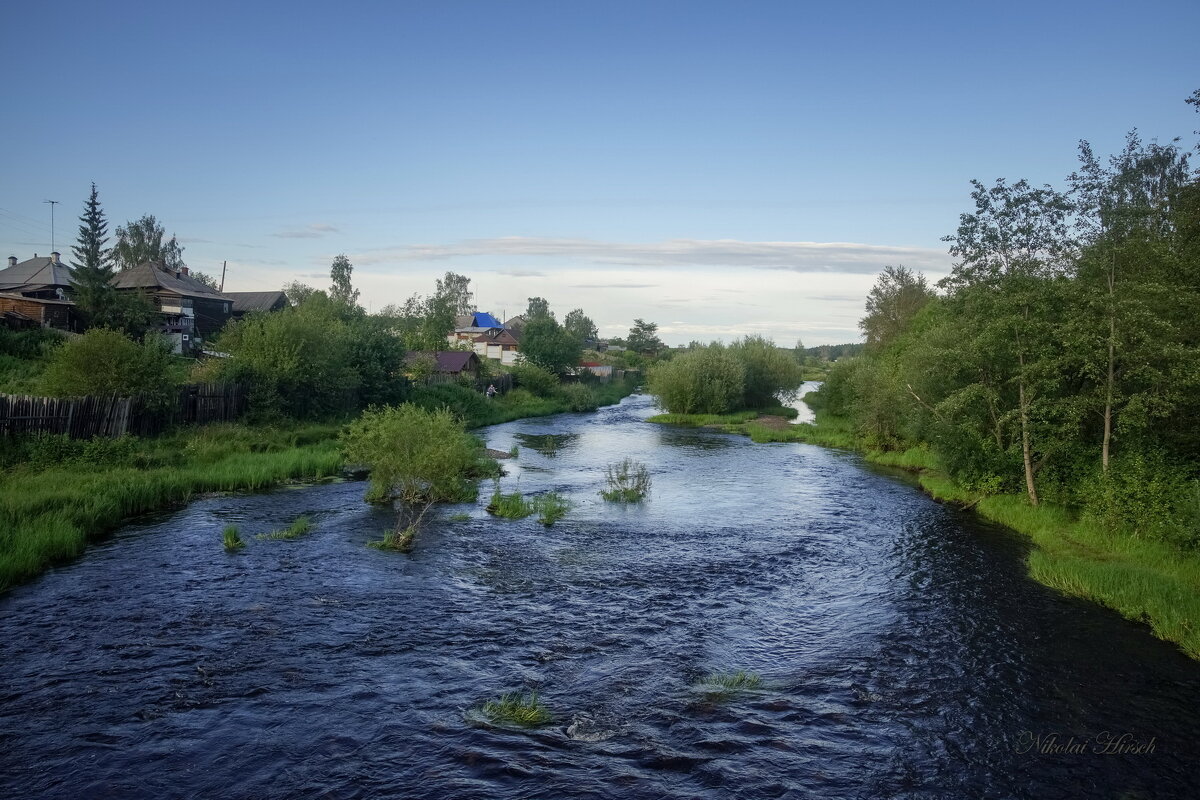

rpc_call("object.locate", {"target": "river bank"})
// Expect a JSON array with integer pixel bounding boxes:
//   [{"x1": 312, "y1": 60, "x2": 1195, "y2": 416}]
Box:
[
  {"x1": 648, "y1": 405, "x2": 1200, "y2": 660},
  {"x1": 0, "y1": 378, "x2": 637, "y2": 592}
]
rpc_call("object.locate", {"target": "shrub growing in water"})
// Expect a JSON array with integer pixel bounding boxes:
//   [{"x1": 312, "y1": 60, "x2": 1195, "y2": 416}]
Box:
[
  {"x1": 341, "y1": 404, "x2": 481, "y2": 505},
  {"x1": 601, "y1": 458, "x2": 651, "y2": 502}
]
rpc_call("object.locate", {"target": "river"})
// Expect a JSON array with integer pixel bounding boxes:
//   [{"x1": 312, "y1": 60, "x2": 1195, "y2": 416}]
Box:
[{"x1": 2, "y1": 390, "x2": 1198, "y2": 799}]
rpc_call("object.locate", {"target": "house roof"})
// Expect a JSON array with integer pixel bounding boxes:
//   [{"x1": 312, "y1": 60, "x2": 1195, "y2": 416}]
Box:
[
  {"x1": 225, "y1": 290, "x2": 288, "y2": 314},
  {"x1": 473, "y1": 329, "x2": 521, "y2": 346},
  {"x1": 406, "y1": 350, "x2": 481, "y2": 374},
  {"x1": 0, "y1": 256, "x2": 74, "y2": 293},
  {"x1": 113, "y1": 261, "x2": 231, "y2": 300},
  {"x1": 471, "y1": 311, "x2": 503, "y2": 329},
  {"x1": 504, "y1": 314, "x2": 527, "y2": 330}
]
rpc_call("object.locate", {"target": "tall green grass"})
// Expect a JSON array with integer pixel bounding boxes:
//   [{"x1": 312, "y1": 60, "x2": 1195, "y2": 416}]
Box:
[
  {"x1": 0, "y1": 432, "x2": 343, "y2": 591},
  {"x1": 257, "y1": 514, "x2": 314, "y2": 541},
  {"x1": 476, "y1": 691, "x2": 552, "y2": 727}
]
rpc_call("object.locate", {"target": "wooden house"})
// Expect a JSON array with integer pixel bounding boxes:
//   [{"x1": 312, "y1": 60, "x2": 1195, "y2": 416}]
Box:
[
  {"x1": 113, "y1": 261, "x2": 235, "y2": 353},
  {"x1": 0, "y1": 293, "x2": 75, "y2": 331},
  {"x1": 0, "y1": 253, "x2": 81, "y2": 330},
  {"x1": 405, "y1": 350, "x2": 482, "y2": 381},
  {"x1": 225, "y1": 290, "x2": 289, "y2": 319},
  {"x1": 472, "y1": 328, "x2": 522, "y2": 365}
]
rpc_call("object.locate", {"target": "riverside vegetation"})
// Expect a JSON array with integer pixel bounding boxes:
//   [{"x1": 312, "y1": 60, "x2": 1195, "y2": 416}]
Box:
[
  {"x1": 1, "y1": 249, "x2": 638, "y2": 588},
  {"x1": 651, "y1": 94, "x2": 1200, "y2": 659}
]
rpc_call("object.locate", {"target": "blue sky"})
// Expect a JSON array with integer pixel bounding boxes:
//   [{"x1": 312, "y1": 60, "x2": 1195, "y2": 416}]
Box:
[{"x1": 3, "y1": 0, "x2": 1197, "y2": 344}]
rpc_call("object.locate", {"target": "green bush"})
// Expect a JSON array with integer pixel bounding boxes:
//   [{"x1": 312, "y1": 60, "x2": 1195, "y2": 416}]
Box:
[
  {"x1": 727, "y1": 335, "x2": 805, "y2": 409},
  {"x1": 510, "y1": 362, "x2": 560, "y2": 397},
  {"x1": 205, "y1": 294, "x2": 360, "y2": 419},
  {"x1": 39, "y1": 328, "x2": 181, "y2": 409},
  {"x1": 1080, "y1": 451, "x2": 1200, "y2": 548},
  {"x1": 341, "y1": 404, "x2": 481, "y2": 504},
  {"x1": 407, "y1": 382, "x2": 490, "y2": 424},
  {"x1": 556, "y1": 382, "x2": 597, "y2": 412},
  {"x1": 647, "y1": 343, "x2": 745, "y2": 414}
]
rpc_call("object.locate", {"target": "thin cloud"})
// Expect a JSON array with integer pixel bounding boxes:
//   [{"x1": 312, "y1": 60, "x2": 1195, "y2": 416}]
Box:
[
  {"x1": 571, "y1": 282, "x2": 659, "y2": 289},
  {"x1": 350, "y1": 236, "x2": 951, "y2": 274},
  {"x1": 497, "y1": 270, "x2": 546, "y2": 277},
  {"x1": 272, "y1": 223, "x2": 340, "y2": 239}
]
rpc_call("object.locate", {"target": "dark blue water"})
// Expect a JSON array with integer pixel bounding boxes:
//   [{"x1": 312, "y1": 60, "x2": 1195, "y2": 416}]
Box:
[{"x1": 2, "y1": 392, "x2": 1199, "y2": 799}]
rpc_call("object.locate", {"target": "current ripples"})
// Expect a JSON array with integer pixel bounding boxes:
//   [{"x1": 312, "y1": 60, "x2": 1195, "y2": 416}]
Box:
[{"x1": 2, "y1": 393, "x2": 1199, "y2": 799}]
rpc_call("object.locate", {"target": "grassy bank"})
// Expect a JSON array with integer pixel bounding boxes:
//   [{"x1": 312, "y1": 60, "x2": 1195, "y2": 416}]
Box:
[
  {"x1": 650, "y1": 408, "x2": 1200, "y2": 659},
  {"x1": 0, "y1": 423, "x2": 345, "y2": 592},
  {"x1": 0, "y1": 378, "x2": 638, "y2": 593}
]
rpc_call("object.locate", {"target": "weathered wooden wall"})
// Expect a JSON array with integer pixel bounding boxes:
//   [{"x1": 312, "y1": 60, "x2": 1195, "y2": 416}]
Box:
[{"x1": 0, "y1": 383, "x2": 248, "y2": 439}]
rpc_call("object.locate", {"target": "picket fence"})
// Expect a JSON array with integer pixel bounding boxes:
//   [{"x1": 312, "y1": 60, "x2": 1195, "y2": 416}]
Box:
[{"x1": 0, "y1": 383, "x2": 248, "y2": 439}]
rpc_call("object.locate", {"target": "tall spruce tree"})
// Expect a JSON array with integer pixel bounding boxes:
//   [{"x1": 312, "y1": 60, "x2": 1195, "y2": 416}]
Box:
[{"x1": 70, "y1": 183, "x2": 118, "y2": 322}]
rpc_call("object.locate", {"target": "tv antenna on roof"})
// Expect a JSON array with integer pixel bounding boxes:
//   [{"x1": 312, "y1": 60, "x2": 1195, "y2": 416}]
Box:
[{"x1": 43, "y1": 199, "x2": 59, "y2": 253}]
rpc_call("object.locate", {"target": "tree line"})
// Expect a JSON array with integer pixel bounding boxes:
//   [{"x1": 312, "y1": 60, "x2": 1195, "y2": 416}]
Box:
[{"x1": 811, "y1": 91, "x2": 1200, "y2": 548}]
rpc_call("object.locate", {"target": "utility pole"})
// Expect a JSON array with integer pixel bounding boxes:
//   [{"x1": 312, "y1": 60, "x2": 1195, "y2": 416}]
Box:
[
  {"x1": 219, "y1": 260, "x2": 227, "y2": 292},
  {"x1": 43, "y1": 199, "x2": 59, "y2": 253}
]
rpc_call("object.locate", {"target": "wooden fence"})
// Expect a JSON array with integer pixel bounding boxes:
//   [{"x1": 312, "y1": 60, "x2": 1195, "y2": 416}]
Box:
[{"x1": 0, "y1": 383, "x2": 248, "y2": 439}]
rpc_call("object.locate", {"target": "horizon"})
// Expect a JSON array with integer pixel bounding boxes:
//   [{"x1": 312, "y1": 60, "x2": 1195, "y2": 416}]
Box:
[{"x1": 3, "y1": 0, "x2": 1198, "y2": 345}]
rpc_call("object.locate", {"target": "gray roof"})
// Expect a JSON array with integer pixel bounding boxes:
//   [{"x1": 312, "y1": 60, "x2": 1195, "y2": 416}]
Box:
[
  {"x1": 225, "y1": 291, "x2": 288, "y2": 313},
  {"x1": 0, "y1": 256, "x2": 74, "y2": 293},
  {"x1": 113, "y1": 261, "x2": 232, "y2": 300}
]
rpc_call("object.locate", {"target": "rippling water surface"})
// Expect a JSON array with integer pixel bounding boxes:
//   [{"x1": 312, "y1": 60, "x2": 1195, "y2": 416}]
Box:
[{"x1": 3, "y1": 390, "x2": 1199, "y2": 799}]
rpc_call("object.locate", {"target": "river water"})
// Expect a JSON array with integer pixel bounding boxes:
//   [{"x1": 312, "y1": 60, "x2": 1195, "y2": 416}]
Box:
[{"x1": 2, "y1": 390, "x2": 1199, "y2": 799}]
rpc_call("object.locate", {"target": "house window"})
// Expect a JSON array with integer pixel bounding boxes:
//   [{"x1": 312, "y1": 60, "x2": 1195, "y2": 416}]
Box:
[
  {"x1": 180, "y1": 298, "x2": 194, "y2": 308},
  {"x1": 224, "y1": 303, "x2": 230, "y2": 313}
]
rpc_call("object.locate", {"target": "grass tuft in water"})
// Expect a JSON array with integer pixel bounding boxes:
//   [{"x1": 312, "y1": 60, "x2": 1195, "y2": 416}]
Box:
[
  {"x1": 448, "y1": 512, "x2": 471, "y2": 522},
  {"x1": 369, "y1": 525, "x2": 415, "y2": 552},
  {"x1": 478, "y1": 691, "x2": 552, "y2": 727},
  {"x1": 531, "y1": 492, "x2": 572, "y2": 526},
  {"x1": 698, "y1": 670, "x2": 762, "y2": 698},
  {"x1": 222, "y1": 524, "x2": 245, "y2": 553},
  {"x1": 487, "y1": 481, "x2": 534, "y2": 519},
  {"x1": 601, "y1": 458, "x2": 651, "y2": 503},
  {"x1": 256, "y1": 515, "x2": 313, "y2": 541}
]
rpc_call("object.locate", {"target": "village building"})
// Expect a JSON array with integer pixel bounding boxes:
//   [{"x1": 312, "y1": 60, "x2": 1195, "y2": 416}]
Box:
[
  {"x1": 405, "y1": 350, "x2": 483, "y2": 382},
  {"x1": 0, "y1": 253, "x2": 75, "y2": 299},
  {"x1": 224, "y1": 290, "x2": 289, "y2": 319},
  {"x1": 0, "y1": 253, "x2": 82, "y2": 331},
  {"x1": 113, "y1": 261, "x2": 235, "y2": 354},
  {"x1": 472, "y1": 327, "x2": 522, "y2": 365},
  {"x1": 448, "y1": 311, "x2": 506, "y2": 345}
]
